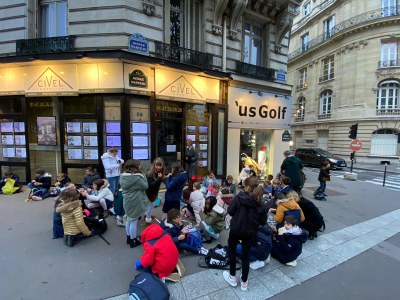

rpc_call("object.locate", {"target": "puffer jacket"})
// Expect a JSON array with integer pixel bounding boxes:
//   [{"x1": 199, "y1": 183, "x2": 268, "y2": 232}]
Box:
[
  {"x1": 272, "y1": 227, "x2": 308, "y2": 264},
  {"x1": 101, "y1": 152, "x2": 124, "y2": 178},
  {"x1": 140, "y1": 224, "x2": 179, "y2": 278},
  {"x1": 274, "y1": 199, "x2": 305, "y2": 224},
  {"x1": 199, "y1": 204, "x2": 225, "y2": 234},
  {"x1": 55, "y1": 200, "x2": 90, "y2": 236},
  {"x1": 120, "y1": 172, "x2": 149, "y2": 220},
  {"x1": 165, "y1": 171, "x2": 187, "y2": 202},
  {"x1": 86, "y1": 180, "x2": 114, "y2": 202},
  {"x1": 252, "y1": 225, "x2": 273, "y2": 261}
]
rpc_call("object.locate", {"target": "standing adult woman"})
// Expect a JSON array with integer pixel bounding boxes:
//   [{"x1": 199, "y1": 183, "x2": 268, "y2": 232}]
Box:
[
  {"x1": 223, "y1": 176, "x2": 267, "y2": 292},
  {"x1": 162, "y1": 162, "x2": 187, "y2": 220},
  {"x1": 145, "y1": 157, "x2": 165, "y2": 224},
  {"x1": 120, "y1": 159, "x2": 149, "y2": 248}
]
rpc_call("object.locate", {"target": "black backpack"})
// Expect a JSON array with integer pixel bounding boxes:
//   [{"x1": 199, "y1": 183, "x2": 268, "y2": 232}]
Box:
[
  {"x1": 198, "y1": 244, "x2": 241, "y2": 270},
  {"x1": 84, "y1": 217, "x2": 107, "y2": 235}
]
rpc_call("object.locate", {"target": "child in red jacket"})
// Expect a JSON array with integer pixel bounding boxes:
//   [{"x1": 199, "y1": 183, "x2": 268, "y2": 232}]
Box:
[{"x1": 135, "y1": 224, "x2": 179, "y2": 280}]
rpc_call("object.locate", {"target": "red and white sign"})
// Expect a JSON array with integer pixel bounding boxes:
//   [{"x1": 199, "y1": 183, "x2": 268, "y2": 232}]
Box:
[{"x1": 350, "y1": 139, "x2": 362, "y2": 151}]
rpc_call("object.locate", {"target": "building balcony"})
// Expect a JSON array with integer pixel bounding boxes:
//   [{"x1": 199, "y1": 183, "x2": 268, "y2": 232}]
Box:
[
  {"x1": 235, "y1": 61, "x2": 276, "y2": 82},
  {"x1": 289, "y1": 6, "x2": 400, "y2": 61},
  {"x1": 319, "y1": 73, "x2": 334, "y2": 82},
  {"x1": 295, "y1": 116, "x2": 304, "y2": 122},
  {"x1": 16, "y1": 36, "x2": 76, "y2": 56},
  {"x1": 378, "y1": 59, "x2": 400, "y2": 68},
  {"x1": 296, "y1": 82, "x2": 308, "y2": 90},
  {"x1": 376, "y1": 108, "x2": 400, "y2": 115},
  {"x1": 154, "y1": 41, "x2": 213, "y2": 69},
  {"x1": 318, "y1": 113, "x2": 331, "y2": 120}
]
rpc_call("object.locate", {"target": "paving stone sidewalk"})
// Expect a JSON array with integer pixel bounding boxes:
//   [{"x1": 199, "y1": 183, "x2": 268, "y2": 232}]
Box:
[{"x1": 107, "y1": 209, "x2": 400, "y2": 300}]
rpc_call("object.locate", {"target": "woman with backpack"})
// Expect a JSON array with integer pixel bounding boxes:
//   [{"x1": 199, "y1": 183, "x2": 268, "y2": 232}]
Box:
[{"x1": 223, "y1": 176, "x2": 267, "y2": 292}]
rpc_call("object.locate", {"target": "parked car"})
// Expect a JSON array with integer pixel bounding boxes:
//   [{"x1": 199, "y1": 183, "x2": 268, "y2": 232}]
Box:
[{"x1": 295, "y1": 148, "x2": 347, "y2": 170}]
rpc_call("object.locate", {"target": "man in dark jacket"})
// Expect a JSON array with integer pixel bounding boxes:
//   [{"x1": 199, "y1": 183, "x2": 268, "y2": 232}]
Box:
[
  {"x1": 185, "y1": 139, "x2": 198, "y2": 181},
  {"x1": 280, "y1": 150, "x2": 304, "y2": 192},
  {"x1": 271, "y1": 215, "x2": 308, "y2": 266}
]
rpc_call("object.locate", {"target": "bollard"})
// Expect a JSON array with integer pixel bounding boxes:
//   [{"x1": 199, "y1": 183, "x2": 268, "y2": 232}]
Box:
[{"x1": 383, "y1": 163, "x2": 387, "y2": 187}]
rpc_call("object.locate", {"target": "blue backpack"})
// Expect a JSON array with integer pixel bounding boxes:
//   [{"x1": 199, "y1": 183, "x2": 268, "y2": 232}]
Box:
[
  {"x1": 185, "y1": 226, "x2": 202, "y2": 249},
  {"x1": 129, "y1": 272, "x2": 170, "y2": 300}
]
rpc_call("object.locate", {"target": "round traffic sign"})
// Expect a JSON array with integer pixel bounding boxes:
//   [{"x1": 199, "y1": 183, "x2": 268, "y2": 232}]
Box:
[{"x1": 350, "y1": 139, "x2": 362, "y2": 151}]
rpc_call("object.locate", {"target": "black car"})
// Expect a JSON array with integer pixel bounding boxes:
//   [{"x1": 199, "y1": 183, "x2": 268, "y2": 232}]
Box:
[{"x1": 295, "y1": 148, "x2": 347, "y2": 170}]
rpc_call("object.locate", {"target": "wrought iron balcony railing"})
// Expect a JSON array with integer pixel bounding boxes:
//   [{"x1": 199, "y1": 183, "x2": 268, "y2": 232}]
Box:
[
  {"x1": 319, "y1": 73, "x2": 334, "y2": 82},
  {"x1": 378, "y1": 59, "x2": 400, "y2": 68},
  {"x1": 16, "y1": 36, "x2": 75, "y2": 56},
  {"x1": 289, "y1": 6, "x2": 400, "y2": 60},
  {"x1": 235, "y1": 61, "x2": 276, "y2": 82},
  {"x1": 318, "y1": 113, "x2": 331, "y2": 120},
  {"x1": 376, "y1": 108, "x2": 400, "y2": 115},
  {"x1": 154, "y1": 41, "x2": 213, "y2": 69}
]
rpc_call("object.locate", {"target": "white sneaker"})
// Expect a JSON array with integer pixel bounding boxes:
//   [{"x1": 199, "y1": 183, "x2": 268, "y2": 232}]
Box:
[
  {"x1": 199, "y1": 247, "x2": 209, "y2": 256},
  {"x1": 223, "y1": 271, "x2": 237, "y2": 287},
  {"x1": 240, "y1": 279, "x2": 248, "y2": 291},
  {"x1": 31, "y1": 196, "x2": 43, "y2": 201},
  {"x1": 249, "y1": 260, "x2": 265, "y2": 270},
  {"x1": 286, "y1": 260, "x2": 297, "y2": 267},
  {"x1": 265, "y1": 254, "x2": 271, "y2": 264},
  {"x1": 109, "y1": 207, "x2": 115, "y2": 215},
  {"x1": 116, "y1": 219, "x2": 124, "y2": 227},
  {"x1": 145, "y1": 217, "x2": 152, "y2": 224}
]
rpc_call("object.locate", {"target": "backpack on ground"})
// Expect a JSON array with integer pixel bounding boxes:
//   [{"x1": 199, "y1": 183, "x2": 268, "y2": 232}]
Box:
[
  {"x1": 185, "y1": 226, "x2": 202, "y2": 249},
  {"x1": 84, "y1": 216, "x2": 107, "y2": 235},
  {"x1": 129, "y1": 272, "x2": 170, "y2": 300},
  {"x1": 198, "y1": 244, "x2": 241, "y2": 270},
  {"x1": 29, "y1": 188, "x2": 44, "y2": 198}
]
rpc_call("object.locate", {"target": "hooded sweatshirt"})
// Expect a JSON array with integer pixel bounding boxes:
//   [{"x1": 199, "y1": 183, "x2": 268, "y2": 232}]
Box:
[
  {"x1": 120, "y1": 172, "x2": 149, "y2": 220},
  {"x1": 55, "y1": 200, "x2": 90, "y2": 236},
  {"x1": 228, "y1": 191, "x2": 267, "y2": 236},
  {"x1": 140, "y1": 224, "x2": 179, "y2": 278},
  {"x1": 101, "y1": 152, "x2": 124, "y2": 178},
  {"x1": 86, "y1": 180, "x2": 114, "y2": 202}
]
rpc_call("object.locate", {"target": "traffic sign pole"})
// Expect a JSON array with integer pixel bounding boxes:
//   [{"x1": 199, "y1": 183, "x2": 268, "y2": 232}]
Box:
[{"x1": 350, "y1": 151, "x2": 355, "y2": 173}]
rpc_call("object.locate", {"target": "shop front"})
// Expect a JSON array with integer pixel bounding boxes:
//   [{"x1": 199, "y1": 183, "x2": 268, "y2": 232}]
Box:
[
  {"x1": 0, "y1": 60, "x2": 226, "y2": 183},
  {"x1": 226, "y1": 86, "x2": 292, "y2": 181}
]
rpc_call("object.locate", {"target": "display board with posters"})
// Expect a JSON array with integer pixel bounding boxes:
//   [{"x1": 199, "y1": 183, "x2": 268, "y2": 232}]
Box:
[
  {"x1": 64, "y1": 120, "x2": 99, "y2": 161},
  {"x1": 0, "y1": 121, "x2": 27, "y2": 159}
]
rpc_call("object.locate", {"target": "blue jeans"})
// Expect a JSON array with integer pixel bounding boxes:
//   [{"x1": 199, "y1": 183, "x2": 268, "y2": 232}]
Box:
[
  {"x1": 106, "y1": 176, "x2": 120, "y2": 194},
  {"x1": 315, "y1": 181, "x2": 326, "y2": 195},
  {"x1": 176, "y1": 240, "x2": 200, "y2": 254},
  {"x1": 27, "y1": 183, "x2": 48, "y2": 194}
]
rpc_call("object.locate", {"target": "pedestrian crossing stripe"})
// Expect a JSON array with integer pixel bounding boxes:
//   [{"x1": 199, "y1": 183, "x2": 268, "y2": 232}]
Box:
[{"x1": 364, "y1": 180, "x2": 400, "y2": 189}]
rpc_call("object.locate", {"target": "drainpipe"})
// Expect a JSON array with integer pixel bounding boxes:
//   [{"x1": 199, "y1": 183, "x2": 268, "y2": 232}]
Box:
[{"x1": 222, "y1": 15, "x2": 227, "y2": 71}]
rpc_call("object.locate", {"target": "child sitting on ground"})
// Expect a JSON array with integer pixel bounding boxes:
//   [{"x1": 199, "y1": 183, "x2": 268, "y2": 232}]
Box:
[
  {"x1": 236, "y1": 224, "x2": 273, "y2": 270},
  {"x1": 161, "y1": 209, "x2": 208, "y2": 255},
  {"x1": 82, "y1": 166, "x2": 101, "y2": 190},
  {"x1": 81, "y1": 178, "x2": 114, "y2": 217},
  {"x1": 206, "y1": 183, "x2": 222, "y2": 204},
  {"x1": 55, "y1": 188, "x2": 92, "y2": 247},
  {"x1": 28, "y1": 168, "x2": 52, "y2": 195},
  {"x1": 135, "y1": 223, "x2": 180, "y2": 281},
  {"x1": 222, "y1": 175, "x2": 237, "y2": 196},
  {"x1": 271, "y1": 215, "x2": 308, "y2": 266},
  {"x1": 199, "y1": 196, "x2": 224, "y2": 243},
  {"x1": 34, "y1": 173, "x2": 72, "y2": 201},
  {"x1": 268, "y1": 190, "x2": 305, "y2": 227},
  {"x1": 0, "y1": 171, "x2": 21, "y2": 194}
]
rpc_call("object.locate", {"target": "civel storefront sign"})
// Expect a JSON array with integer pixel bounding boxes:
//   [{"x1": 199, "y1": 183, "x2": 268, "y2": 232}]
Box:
[
  {"x1": 155, "y1": 69, "x2": 219, "y2": 103},
  {"x1": 228, "y1": 86, "x2": 292, "y2": 129}
]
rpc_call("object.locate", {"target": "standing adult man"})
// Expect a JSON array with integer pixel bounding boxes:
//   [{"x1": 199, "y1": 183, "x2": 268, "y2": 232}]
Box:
[
  {"x1": 280, "y1": 150, "x2": 304, "y2": 192},
  {"x1": 185, "y1": 139, "x2": 198, "y2": 181},
  {"x1": 101, "y1": 147, "x2": 124, "y2": 194}
]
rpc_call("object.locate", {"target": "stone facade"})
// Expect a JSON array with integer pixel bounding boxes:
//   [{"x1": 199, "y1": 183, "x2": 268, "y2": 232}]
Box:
[{"x1": 287, "y1": 0, "x2": 400, "y2": 163}]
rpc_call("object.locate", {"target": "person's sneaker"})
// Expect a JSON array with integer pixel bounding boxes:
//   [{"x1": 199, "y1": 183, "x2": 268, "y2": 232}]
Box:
[
  {"x1": 249, "y1": 260, "x2": 265, "y2": 270},
  {"x1": 286, "y1": 260, "x2": 297, "y2": 267},
  {"x1": 265, "y1": 254, "x2": 271, "y2": 264},
  {"x1": 109, "y1": 207, "x2": 115, "y2": 215},
  {"x1": 223, "y1": 271, "x2": 237, "y2": 287},
  {"x1": 31, "y1": 196, "x2": 42, "y2": 201},
  {"x1": 240, "y1": 279, "x2": 248, "y2": 291},
  {"x1": 116, "y1": 219, "x2": 124, "y2": 227},
  {"x1": 165, "y1": 272, "x2": 181, "y2": 282},
  {"x1": 145, "y1": 217, "x2": 152, "y2": 224},
  {"x1": 199, "y1": 247, "x2": 209, "y2": 256}
]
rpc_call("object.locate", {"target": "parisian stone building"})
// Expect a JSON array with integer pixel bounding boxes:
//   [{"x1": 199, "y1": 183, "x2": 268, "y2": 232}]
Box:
[
  {"x1": 0, "y1": 0, "x2": 299, "y2": 183},
  {"x1": 288, "y1": 0, "x2": 400, "y2": 164}
]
